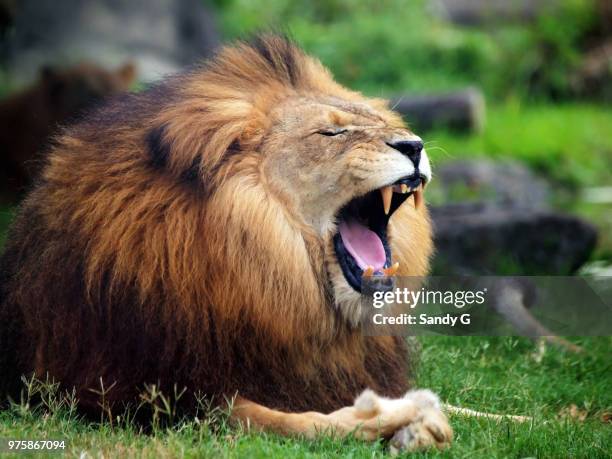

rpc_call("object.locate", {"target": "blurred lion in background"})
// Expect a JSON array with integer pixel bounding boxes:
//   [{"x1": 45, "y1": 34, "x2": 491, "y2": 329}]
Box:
[
  {"x1": 0, "y1": 61, "x2": 136, "y2": 199},
  {"x1": 0, "y1": 35, "x2": 451, "y2": 451}
]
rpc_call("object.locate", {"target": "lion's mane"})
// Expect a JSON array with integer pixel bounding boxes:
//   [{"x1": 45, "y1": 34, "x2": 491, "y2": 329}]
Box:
[{"x1": 0, "y1": 36, "x2": 419, "y2": 414}]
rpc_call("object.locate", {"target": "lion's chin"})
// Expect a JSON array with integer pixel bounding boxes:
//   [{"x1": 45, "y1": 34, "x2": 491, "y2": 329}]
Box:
[{"x1": 328, "y1": 264, "x2": 365, "y2": 327}]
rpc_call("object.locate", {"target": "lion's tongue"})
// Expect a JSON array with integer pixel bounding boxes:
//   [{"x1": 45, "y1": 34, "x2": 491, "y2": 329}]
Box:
[{"x1": 338, "y1": 220, "x2": 386, "y2": 270}]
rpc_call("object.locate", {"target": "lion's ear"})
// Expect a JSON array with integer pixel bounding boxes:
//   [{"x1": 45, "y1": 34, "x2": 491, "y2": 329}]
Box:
[
  {"x1": 144, "y1": 73, "x2": 276, "y2": 184},
  {"x1": 142, "y1": 35, "x2": 296, "y2": 184},
  {"x1": 145, "y1": 123, "x2": 203, "y2": 183},
  {"x1": 144, "y1": 110, "x2": 266, "y2": 185},
  {"x1": 146, "y1": 124, "x2": 174, "y2": 170}
]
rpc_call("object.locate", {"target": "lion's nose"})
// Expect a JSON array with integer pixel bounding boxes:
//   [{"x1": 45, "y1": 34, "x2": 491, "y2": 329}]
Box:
[{"x1": 386, "y1": 140, "x2": 423, "y2": 167}]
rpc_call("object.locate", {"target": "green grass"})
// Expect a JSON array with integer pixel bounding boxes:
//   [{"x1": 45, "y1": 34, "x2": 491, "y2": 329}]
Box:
[{"x1": 1, "y1": 337, "x2": 610, "y2": 458}]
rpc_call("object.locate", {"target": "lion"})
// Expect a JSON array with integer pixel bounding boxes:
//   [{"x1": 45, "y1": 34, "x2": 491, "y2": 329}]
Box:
[
  {"x1": 0, "y1": 35, "x2": 451, "y2": 451},
  {"x1": 0, "y1": 61, "x2": 136, "y2": 199}
]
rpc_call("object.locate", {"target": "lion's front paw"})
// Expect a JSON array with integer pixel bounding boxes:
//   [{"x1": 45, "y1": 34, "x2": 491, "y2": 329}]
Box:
[
  {"x1": 349, "y1": 389, "x2": 452, "y2": 450},
  {"x1": 388, "y1": 404, "x2": 452, "y2": 454}
]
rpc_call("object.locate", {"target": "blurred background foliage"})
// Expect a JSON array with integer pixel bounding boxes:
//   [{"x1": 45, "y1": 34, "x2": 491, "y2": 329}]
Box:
[{"x1": 214, "y1": 0, "x2": 602, "y2": 100}]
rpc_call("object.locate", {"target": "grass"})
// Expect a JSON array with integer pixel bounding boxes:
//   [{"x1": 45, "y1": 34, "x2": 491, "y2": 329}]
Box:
[{"x1": 0, "y1": 336, "x2": 610, "y2": 458}]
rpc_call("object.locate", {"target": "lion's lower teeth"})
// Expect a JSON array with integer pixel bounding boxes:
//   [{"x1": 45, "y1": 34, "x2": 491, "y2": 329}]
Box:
[
  {"x1": 363, "y1": 266, "x2": 374, "y2": 277},
  {"x1": 362, "y1": 262, "x2": 400, "y2": 278},
  {"x1": 383, "y1": 262, "x2": 400, "y2": 276}
]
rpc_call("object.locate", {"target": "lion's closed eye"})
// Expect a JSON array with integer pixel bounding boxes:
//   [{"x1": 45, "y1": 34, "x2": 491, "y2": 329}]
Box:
[{"x1": 318, "y1": 128, "x2": 348, "y2": 137}]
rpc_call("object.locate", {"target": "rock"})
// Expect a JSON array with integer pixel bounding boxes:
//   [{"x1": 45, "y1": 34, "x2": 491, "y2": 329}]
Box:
[
  {"x1": 0, "y1": 0, "x2": 220, "y2": 83},
  {"x1": 431, "y1": 204, "x2": 598, "y2": 275},
  {"x1": 389, "y1": 88, "x2": 485, "y2": 133},
  {"x1": 429, "y1": 160, "x2": 597, "y2": 275},
  {"x1": 433, "y1": 159, "x2": 550, "y2": 210}
]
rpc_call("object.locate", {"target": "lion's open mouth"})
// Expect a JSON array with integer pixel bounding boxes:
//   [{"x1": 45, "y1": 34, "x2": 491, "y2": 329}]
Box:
[{"x1": 333, "y1": 173, "x2": 426, "y2": 292}]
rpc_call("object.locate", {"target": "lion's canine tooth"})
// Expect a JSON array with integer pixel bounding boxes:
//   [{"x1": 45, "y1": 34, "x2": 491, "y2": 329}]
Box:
[
  {"x1": 414, "y1": 184, "x2": 423, "y2": 209},
  {"x1": 381, "y1": 186, "x2": 393, "y2": 215},
  {"x1": 383, "y1": 262, "x2": 399, "y2": 276},
  {"x1": 363, "y1": 266, "x2": 374, "y2": 277},
  {"x1": 400, "y1": 184, "x2": 409, "y2": 194}
]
